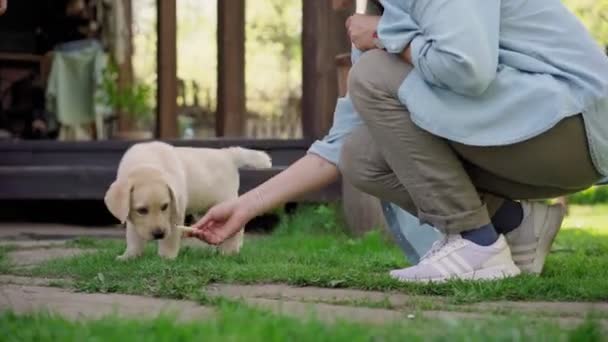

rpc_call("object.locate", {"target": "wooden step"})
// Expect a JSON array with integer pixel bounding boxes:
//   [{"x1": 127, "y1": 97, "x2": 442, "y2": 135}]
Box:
[
  {"x1": 0, "y1": 166, "x2": 340, "y2": 202},
  {"x1": 0, "y1": 139, "x2": 312, "y2": 167},
  {"x1": 0, "y1": 139, "x2": 340, "y2": 202}
]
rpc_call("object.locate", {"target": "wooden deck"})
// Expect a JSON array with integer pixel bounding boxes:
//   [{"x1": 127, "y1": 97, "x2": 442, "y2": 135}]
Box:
[{"x1": 0, "y1": 139, "x2": 341, "y2": 202}]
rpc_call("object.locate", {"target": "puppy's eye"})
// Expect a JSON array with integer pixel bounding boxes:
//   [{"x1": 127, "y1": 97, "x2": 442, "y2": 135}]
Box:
[
  {"x1": 160, "y1": 203, "x2": 169, "y2": 211},
  {"x1": 136, "y1": 207, "x2": 149, "y2": 215}
]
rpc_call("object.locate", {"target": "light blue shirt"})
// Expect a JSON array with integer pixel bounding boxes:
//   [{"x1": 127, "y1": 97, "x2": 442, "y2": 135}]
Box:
[{"x1": 309, "y1": 0, "x2": 608, "y2": 176}]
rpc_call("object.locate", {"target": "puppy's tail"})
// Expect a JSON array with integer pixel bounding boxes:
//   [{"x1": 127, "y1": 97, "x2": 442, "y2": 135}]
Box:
[{"x1": 226, "y1": 147, "x2": 272, "y2": 169}]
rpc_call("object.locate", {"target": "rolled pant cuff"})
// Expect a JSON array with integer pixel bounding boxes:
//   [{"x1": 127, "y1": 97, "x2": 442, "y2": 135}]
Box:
[{"x1": 418, "y1": 204, "x2": 491, "y2": 234}]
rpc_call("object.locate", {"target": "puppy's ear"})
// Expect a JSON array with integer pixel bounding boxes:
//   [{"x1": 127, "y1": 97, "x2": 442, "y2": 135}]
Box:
[
  {"x1": 167, "y1": 185, "x2": 179, "y2": 226},
  {"x1": 163, "y1": 174, "x2": 185, "y2": 226},
  {"x1": 104, "y1": 178, "x2": 132, "y2": 224}
]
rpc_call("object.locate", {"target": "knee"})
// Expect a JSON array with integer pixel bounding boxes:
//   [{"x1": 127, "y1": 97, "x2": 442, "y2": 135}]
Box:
[{"x1": 348, "y1": 49, "x2": 391, "y2": 102}]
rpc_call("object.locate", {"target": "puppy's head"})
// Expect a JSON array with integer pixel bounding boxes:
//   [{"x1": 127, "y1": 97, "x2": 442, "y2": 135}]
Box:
[{"x1": 104, "y1": 167, "x2": 181, "y2": 240}]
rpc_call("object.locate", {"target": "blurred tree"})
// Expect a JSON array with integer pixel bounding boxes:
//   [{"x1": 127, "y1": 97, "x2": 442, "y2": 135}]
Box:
[{"x1": 563, "y1": 0, "x2": 608, "y2": 47}]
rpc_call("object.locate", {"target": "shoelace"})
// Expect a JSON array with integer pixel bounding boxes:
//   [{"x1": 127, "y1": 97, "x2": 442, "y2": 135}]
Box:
[
  {"x1": 420, "y1": 236, "x2": 449, "y2": 263},
  {"x1": 420, "y1": 235, "x2": 463, "y2": 263}
]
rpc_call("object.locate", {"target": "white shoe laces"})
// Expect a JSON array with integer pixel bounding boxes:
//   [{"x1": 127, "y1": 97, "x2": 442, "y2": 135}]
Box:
[
  {"x1": 420, "y1": 236, "x2": 448, "y2": 262},
  {"x1": 420, "y1": 235, "x2": 465, "y2": 263}
]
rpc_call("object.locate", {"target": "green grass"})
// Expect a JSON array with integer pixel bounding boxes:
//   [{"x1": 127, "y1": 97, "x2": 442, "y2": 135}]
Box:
[
  {"x1": 563, "y1": 205, "x2": 608, "y2": 230},
  {"x1": 14, "y1": 204, "x2": 608, "y2": 303},
  {"x1": 1, "y1": 307, "x2": 603, "y2": 342},
  {"x1": 569, "y1": 186, "x2": 608, "y2": 205}
]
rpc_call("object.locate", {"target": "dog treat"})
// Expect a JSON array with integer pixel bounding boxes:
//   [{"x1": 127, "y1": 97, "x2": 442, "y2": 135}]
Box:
[{"x1": 176, "y1": 225, "x2": 197, "y2": 237}]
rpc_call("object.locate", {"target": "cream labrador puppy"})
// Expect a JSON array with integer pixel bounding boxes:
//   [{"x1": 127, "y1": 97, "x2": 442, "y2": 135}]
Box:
[{"x1": 104, "y1": 141, "x2": 271, "y2": 260}]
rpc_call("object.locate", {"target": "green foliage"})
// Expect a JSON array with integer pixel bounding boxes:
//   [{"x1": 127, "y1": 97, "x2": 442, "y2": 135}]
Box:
[
  {"x1": 274, "y1": 204, "x2": 346, "y2": 236},
  {"x1": 133, "y1": 0, "x2": 303, "y2": 120},
  {"x1": 99, "y1": 61, "x2": 153, "y2": 127},
  {"x1": 563, "y1": 0, "x2": 608, "y2": 47},
  {"x1": 568, "y1": 186, "x2": 608, "y2": 205}
]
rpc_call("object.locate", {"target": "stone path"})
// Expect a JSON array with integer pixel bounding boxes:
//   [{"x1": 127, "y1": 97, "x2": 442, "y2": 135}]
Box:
[
  {"x1": 8, "y1": 248, "x2": 94, "y2": 267},
  {"x1": 205, "y1": 283, "x2": 608, "y2": 319},
  {"x1": 1, "y1": 275, "x2": 606, "y2": 328},
  {"x1": 0, "y1": 223, "x2": 123, "y2": 241},
  {"x1": 0, "y1": 284, "x2": 214, "y2": 321},
  {"x1": 0, "y1": 224, "x2": 607, "y2": 329}
]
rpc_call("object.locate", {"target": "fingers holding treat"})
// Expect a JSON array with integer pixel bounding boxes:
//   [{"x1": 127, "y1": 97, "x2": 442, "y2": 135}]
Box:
[{"x1": 176, "y1": 225, "x2": 196, "y2": 238}]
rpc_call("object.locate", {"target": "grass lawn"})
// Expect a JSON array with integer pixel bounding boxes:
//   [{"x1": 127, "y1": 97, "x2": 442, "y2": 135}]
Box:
[
  {"x1": 563, "y1": 205, "x2": 608, "y2": 230},
  {"x1": 1, "y1": 306, "x2": 603, "y2": 342},
  {"x1": 12, "y1": 204, "x2": 608, "y2": 303}
]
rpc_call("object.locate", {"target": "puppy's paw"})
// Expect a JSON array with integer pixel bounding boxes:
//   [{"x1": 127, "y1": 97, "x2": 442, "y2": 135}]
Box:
[
  {"x1": 158, "y1": 251, "x2": 179, "y2": 260},
  {"x1": 158, "y1": 243, "x2": 179, "y2": 259},
  {"x1": 218, "y1": 240, "x2": 242, "y2": 255},
  {"x1": 218, "y1": 229, "x2": 244, "y2": 255},
  {"x1": 218, "y1": 246, "x2": 241, "y2": 255},
  {"x1": 158, "y1": 236, "x2": 181, "y2": 260},
  {"x1": 116, "y1": 252, "x2": 139, "y2": 261}
]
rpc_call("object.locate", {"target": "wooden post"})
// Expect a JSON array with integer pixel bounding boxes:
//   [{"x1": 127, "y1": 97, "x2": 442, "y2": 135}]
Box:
[
  {"x1": 216, "y1": 0, "x2": 246, "y2": 137},
  {"x1": 156, "y1": 0, "x2": 178, "y2": 139},
  {"x1": 332, "y1": 0, "x2": 354, "y2": 10},
  {"x1": 117, "y1": 0, "x2": 134, "y2": 132},
  {"x1": 301, "y1": 0, "x2": 351, "y2": 139}
]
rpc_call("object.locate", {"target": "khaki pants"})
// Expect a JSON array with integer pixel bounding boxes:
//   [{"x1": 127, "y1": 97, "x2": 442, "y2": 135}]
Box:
[{"x1": 340, "y1": 50, "x2": 602, "y2": 234}]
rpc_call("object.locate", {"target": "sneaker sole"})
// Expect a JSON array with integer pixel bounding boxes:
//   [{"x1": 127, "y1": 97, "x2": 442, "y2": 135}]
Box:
[
  {"x1": 390, "y1": 263, "x2": 521, "y2": 284},
  {"x1": 515, "y1": 204, "x2": 565, "y2": 275}
]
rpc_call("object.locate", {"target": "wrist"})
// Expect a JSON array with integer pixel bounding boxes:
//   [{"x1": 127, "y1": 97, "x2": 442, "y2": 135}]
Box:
[{"x1": 237, "y1": 190, "x2": 264, "y2": 220}]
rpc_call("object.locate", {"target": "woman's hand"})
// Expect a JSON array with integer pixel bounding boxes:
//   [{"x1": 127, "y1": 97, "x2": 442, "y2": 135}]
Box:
[
  {"x1": 190, "y1": 154, "x2": 340, "y2": 245},
  {"x1": 190, "y1": 198, "x2": 255, "y2": 245},
  {"x1": 346, "y1": 14, "x2": 381, "y2": 51}
]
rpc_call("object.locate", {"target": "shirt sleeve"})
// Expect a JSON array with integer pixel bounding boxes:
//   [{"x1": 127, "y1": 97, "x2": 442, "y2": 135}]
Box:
[
  {"x1": 307, "y1": 95, "x2": 363, "y2": 165},
  {"x1": 379, "y1": 0, "x2": 500, "y2": 96},
  {"x1": 307, "y1": 48, "x2": 365, "y2": 165},
  {"x1": 376, "y1": 2, "x2": 420, "y2": 54}
]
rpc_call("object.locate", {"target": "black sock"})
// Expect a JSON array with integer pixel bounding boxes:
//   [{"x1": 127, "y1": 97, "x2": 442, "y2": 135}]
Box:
[
  {"x1": 461, "y1": 223, "x2": 498, "y2": 246},
  {"x1": 492, "y1": 200, "x2": 524, "y2": 235}
]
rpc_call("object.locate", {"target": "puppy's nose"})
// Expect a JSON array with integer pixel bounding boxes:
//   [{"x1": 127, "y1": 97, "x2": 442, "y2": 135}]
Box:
[{"x1": 152, "y1": 229, "x2": 165, "y2": 240}]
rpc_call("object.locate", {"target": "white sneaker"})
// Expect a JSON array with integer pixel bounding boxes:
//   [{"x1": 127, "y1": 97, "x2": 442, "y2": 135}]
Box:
[
  {"x1": 505, "y1": 201, "x2": 565, "y2": 275},
  {"x1": 390, "y1": 235, "x2": 520, "y2": 283}
]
